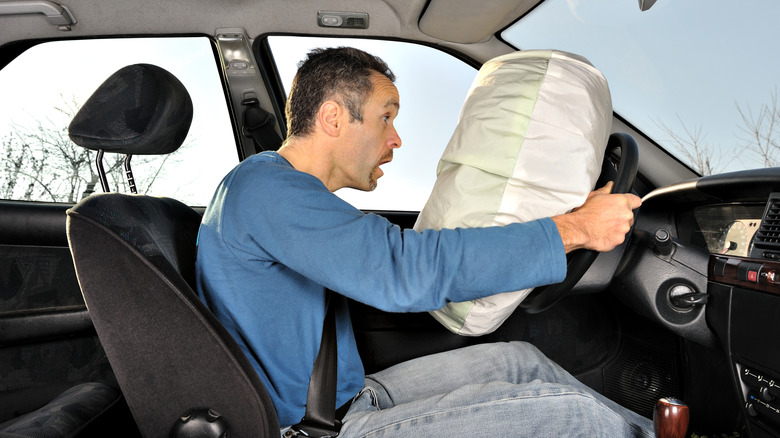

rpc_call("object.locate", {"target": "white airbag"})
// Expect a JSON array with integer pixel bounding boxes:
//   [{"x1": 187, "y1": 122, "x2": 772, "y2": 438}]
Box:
[{"x1": 413, "y1": 50, "x2": 612, "y2": 336}]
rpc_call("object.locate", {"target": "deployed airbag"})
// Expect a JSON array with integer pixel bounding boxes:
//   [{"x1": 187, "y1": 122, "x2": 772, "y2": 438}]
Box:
[{"x1": 413, "y1": 50, "x2": 612, "y2": 336}]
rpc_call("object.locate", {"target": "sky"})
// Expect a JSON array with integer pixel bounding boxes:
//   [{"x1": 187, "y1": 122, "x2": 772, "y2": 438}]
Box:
[
  {"x1": 2, "y1": 1, "x2": 778, "y2": 206},
  {"x1": 502, "y1": 0, "x2": 780, "y2": 174}
]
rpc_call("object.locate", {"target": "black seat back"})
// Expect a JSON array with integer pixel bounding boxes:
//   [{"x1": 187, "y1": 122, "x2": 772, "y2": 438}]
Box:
[
  {"x1": 66, "y1": 64, "x2": 279, "y2": 437},
  {"x1": 67, "y1": 194, "x2": 278, "y2": 437}
]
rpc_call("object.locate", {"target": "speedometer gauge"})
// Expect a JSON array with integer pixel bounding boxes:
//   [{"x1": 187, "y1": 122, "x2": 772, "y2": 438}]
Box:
[{"x1": 718, "y1": 220, "x2": 761, "y2": 256}]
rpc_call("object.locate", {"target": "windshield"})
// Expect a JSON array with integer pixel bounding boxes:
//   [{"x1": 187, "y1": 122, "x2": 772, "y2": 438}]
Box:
[{"x1": 502, "y1": 0, "x2": 780, "y2": 176}]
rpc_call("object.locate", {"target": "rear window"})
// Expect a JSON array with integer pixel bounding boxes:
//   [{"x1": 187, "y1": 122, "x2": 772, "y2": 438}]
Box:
[{"x1": 0, "y1": 37, "x2": 238, "y2": 205}]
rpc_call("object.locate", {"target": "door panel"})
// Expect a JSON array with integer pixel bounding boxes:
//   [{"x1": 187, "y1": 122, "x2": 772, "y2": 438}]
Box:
[{"x1": 0, "y1": 201, "x2": 115, "y2": 422}]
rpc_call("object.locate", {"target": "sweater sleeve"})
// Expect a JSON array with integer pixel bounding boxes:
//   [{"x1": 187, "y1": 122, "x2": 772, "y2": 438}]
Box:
[{"x1": 220, "y1": 158, "x2": 567, "y2": 313}]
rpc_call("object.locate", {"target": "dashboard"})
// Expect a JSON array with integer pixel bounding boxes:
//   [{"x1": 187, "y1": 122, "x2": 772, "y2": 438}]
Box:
[{"x1": 614, "y1": 168, "x2": 780, "y2": 437}]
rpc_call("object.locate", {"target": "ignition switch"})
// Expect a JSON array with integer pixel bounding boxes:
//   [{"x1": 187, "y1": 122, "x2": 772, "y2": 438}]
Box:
[{"x1": 668, "y1": 284, "x2": 708, "y2": 311}]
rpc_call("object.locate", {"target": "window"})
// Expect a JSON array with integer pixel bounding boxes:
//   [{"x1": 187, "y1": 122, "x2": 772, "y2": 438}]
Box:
[
  {"x1": 267, "y1": 36, "x2": 477, "y2": 211},
  {"x1": 0, "y1": 37, "x2": 238, "y2": 206},
  {"x1": 502, "y1": 0, "x2": 780, "y2": 176}
]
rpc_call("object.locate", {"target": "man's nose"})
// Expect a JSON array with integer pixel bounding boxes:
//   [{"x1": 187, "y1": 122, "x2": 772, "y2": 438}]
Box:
[{"x1": 389, "y1": 127, "x2": 402, "y2": 149}]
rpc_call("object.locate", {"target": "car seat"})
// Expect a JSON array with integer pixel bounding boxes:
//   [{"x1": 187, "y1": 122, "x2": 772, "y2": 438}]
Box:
[
  {"x1": 64, "y1": 64, "x2": 279, "y2": 437},
  {"x1": 0, "y1": 382, "x2": 121, "y2": 438}
]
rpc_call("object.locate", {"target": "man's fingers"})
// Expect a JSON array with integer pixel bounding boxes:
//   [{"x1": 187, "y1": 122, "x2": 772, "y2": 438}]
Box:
[
  {"x1": 625, "y1": 193, "x2": 642, "y2": 210},
  {"x1": 615, "y1": 194, "x2": 640, "y2": 229},
  {"x1": 582, "y1": 181, "x2": 613, "y2": 205}
]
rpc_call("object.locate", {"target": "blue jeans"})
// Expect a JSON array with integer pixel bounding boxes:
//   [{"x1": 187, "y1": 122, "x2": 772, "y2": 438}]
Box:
[{"x1": 338, "y1": 342, "x2": 653, "y2": 437}]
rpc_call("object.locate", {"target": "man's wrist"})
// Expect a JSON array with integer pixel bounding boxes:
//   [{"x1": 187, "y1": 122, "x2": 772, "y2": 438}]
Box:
[{"x1": 552, "y1": 213, "x2": 585, "y2": 254}]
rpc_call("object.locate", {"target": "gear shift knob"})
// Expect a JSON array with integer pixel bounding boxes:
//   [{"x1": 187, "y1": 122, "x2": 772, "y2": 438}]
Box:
[{"x1": 653, "y1": 397, "x2": 689, "y2": 438}]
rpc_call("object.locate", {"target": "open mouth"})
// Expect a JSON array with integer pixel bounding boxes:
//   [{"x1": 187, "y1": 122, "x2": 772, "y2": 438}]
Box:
[{"x1": 376, "y1": 155, "x2": 393, "y2": 176}]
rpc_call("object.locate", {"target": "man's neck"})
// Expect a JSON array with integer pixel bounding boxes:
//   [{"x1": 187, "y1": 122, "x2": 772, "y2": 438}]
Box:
[{"x1": 278, "y1": 139, "x2": 340, "y2": 192}]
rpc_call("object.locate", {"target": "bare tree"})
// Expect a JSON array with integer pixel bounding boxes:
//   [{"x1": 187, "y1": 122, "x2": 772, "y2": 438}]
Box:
[
  {"x1": 655, "y1": 115, "x2": 728, "y2": 176},
  {"x1": 736, "y1": 88, "x2": 780, "y2": 168},
  {"x1": 655, "y1": 88, "x2": 780, "y2": 175},
  {"x1": 1, "y1": 93, "x2": 186, "y2": 202},
  {"x1": 2, "y1": 116, "x2": 125, "y2": 202}
]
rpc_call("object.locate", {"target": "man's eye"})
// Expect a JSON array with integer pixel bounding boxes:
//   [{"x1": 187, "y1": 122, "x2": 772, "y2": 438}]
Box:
[{"x1": 382, "y1": 115, "x2": 390, "y2": 124}]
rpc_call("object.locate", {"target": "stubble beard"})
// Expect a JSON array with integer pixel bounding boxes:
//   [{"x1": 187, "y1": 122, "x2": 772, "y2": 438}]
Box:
[{"x1": 367, "y1": 151, "x2": 392, "y2": 191}]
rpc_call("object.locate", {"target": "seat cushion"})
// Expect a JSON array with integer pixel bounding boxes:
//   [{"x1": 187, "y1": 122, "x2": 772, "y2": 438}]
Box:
[
  {"x1": 0, "y1": 382, "x2": 120, "y2": 438},
  {"x1": 414, "y1": 50, "x2": 612, "y2": 336}
]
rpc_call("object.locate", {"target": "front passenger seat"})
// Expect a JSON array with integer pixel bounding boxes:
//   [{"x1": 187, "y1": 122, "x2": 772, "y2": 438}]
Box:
[{"x1": 65, "y1": 63, "x2": 280, "y2": 437}]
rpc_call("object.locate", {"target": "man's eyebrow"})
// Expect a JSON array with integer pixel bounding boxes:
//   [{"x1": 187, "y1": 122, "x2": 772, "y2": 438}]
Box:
[{"x1": 385, "y1": 98, "x2": 399, "y2": 110}]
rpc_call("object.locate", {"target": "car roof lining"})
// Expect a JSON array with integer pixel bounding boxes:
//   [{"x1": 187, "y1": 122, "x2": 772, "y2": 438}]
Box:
[{"x1": 0, "y1": 0, "x2": 541, "y2": 62}]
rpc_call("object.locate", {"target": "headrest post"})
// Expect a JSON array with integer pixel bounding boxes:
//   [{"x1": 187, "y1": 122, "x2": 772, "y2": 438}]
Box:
[
  {"x1": 124, "y1": 155, "x2": 137, "y2": 194},
  {"x1": 95, "y1": 150, "x2": 110, "y2": 192}
]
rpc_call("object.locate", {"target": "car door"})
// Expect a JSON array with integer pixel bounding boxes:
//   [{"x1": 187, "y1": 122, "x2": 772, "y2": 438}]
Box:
[{"x1": 0, "y1": 36, "x2": 239, "y2": 424}]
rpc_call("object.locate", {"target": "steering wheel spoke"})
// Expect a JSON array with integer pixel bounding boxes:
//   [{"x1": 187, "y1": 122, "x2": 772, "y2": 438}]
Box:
[{"x1": 520, "y1": 132, "x2": 639, "y2": 314}]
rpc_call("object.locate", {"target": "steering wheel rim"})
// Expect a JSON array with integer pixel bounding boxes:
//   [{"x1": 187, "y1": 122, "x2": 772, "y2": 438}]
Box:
[{"x1": 519, "y1": 132, "x2": 639, "y2": 314}]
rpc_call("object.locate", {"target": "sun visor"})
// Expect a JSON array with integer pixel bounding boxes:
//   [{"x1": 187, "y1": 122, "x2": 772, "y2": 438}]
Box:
[
  {"x1": 414, "y1": 50, "x2": 612, "y2": 336},
  {"x1": 419, "y1": 0, "x2": 539, "y2": 43}
]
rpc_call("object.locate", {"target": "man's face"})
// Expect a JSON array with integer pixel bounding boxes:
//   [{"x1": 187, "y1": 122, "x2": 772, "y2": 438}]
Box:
[{"x1": 339, "y1": 72, "x2": 402, "y2": 191}]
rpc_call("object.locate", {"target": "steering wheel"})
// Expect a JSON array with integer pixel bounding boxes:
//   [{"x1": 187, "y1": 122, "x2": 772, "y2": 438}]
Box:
[{"x1": 519, "y1": 132, "x2": 639, "y2": 314}]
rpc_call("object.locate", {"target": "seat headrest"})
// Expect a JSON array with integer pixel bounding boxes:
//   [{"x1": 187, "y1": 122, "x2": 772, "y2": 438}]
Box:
[{"x1": 68, "y1": 64, "x2": 193, "y2": 155}]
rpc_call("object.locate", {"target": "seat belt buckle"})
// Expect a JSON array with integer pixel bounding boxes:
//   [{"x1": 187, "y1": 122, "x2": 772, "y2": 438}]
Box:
[{"x1": 287, "y1": 419, "x2": 342, "y2": 438}]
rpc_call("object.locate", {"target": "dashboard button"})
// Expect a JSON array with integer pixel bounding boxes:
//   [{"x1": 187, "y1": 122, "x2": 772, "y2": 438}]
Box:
[
  {"x1": 738, "y1": 262, "x2": 763, "y2": 283},
  {"x1": 714, "y1": 257, "x2": 727, "y2": 277}
]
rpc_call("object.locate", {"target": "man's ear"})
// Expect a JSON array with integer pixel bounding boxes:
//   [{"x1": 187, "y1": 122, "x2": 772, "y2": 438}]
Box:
[{"x1": 318, "y1": 100, "x2": 343, "y2": 137}]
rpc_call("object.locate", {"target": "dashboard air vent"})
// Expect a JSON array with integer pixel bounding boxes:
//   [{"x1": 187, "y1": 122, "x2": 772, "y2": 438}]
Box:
[{"x1": 752, "y1": 194, "x2": 780, "y2": 257}]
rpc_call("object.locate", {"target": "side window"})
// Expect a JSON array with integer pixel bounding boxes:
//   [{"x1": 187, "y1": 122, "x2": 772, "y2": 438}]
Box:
[
  {"x1": 267, "y1": 36, "x2": 477, "y2": 211},
  {"x1": 0, "y1": 37, "x2": 238, "y2": 206}
]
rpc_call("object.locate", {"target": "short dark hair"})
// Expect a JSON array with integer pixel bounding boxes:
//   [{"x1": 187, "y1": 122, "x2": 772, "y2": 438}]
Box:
[{"x1": 285, "y1": 47, "x2": 396, "y2": 138}]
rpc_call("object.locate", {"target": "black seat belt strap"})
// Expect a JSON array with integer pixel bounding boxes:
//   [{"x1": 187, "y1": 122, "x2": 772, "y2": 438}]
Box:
[
  {"x1": 289, "y1": 293, "x2": 342, "y2": 438},
  {"x1": 241, "y1": 97, "x2": 283, "y2": 153}
]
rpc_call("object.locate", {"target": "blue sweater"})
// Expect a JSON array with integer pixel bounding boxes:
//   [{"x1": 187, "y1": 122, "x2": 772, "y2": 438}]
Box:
[{"x1": 195, "y1": 152, "x2": 567, "y2": 427}]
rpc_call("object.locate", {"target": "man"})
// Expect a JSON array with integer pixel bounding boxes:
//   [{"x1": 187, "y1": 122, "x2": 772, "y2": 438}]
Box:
[{"x1": 196, "y1": 47, "x2": 651, "y2": 436}]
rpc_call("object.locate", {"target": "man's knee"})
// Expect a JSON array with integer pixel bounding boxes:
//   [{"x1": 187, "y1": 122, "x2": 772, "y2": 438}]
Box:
[
  {"x1": 503, "y1": 341, "x2": 548, "y2": 362},
  {"x1": 459, "y1": 341, "x2": 548, "y2": 364}
]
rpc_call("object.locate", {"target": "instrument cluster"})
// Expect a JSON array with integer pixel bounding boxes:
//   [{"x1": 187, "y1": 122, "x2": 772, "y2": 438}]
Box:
[{"x1": 691, "y1": 204, "x2": 765, "y2": 257}]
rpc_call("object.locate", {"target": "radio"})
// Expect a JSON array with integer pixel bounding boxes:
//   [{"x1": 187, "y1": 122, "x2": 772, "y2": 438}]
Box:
[{"x1": 741, "y1": 365, "x2": 780, "y2": 428}]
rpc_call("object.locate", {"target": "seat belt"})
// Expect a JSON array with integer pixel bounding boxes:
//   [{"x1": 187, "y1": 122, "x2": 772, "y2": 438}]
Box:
[
  {"x1": 241, "y1": 97, "x2": 283, "y2": 153},
  {"x1": 288, "y1": 293, "x2": 343, "y2": 438}
]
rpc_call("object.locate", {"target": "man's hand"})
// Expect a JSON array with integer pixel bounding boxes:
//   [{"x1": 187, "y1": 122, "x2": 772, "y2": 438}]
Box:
[{"x1": 552, "y1": 182, "x2": 642, "y2": 253}]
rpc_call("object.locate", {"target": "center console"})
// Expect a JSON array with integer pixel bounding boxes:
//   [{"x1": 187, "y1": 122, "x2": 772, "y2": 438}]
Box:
[{"x1": 708, "y1": 195, "x2": 780, "y2": 438}]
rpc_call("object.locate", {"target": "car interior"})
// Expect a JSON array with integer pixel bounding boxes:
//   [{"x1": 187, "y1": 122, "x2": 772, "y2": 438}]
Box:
[{"x1": 1, "y1": 0, "x2": 779, "y2": 437}]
